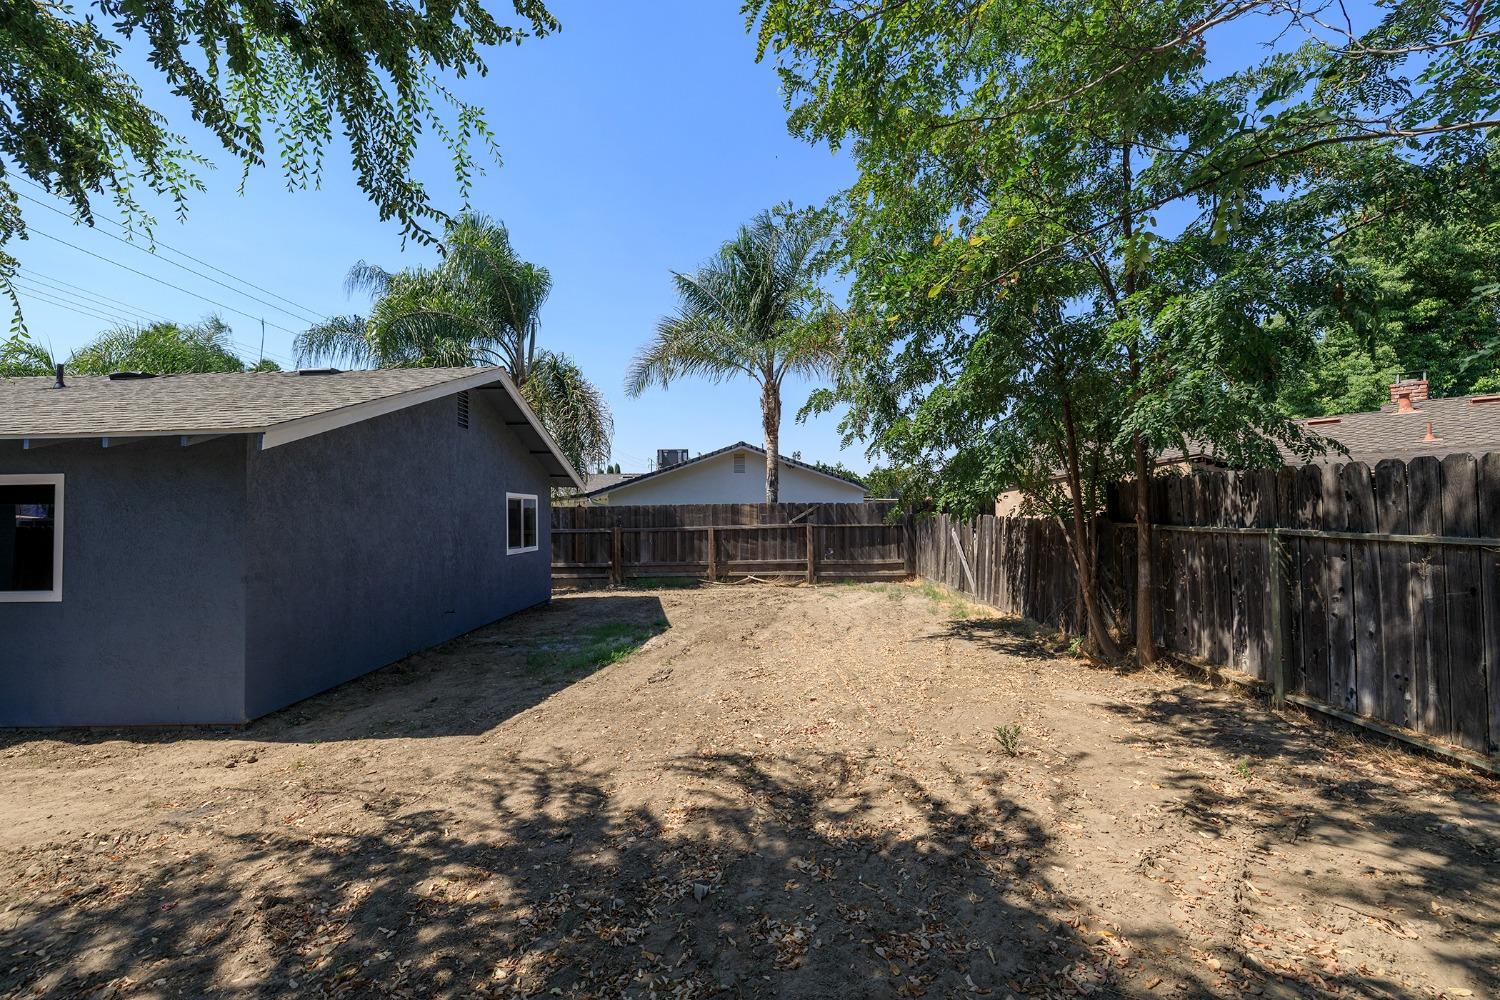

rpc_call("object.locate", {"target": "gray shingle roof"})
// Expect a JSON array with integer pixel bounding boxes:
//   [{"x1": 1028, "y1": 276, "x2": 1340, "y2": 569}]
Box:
[
  {"x1": 1296, "y1": 394, "x2": 1500, "y2": 463},
  {"x1": 582, "y1": 440, "x2": 866, "y2": 498},
  {"x1": 0, "y1": 367, "x2": 584, "y2": 487},
  {"x1": 0, "y1": 368, "x2": 488, "y2": 438}
]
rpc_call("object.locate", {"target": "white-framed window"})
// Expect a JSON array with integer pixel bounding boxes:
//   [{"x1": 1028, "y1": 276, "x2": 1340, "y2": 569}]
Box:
[
  {"x1": 506, "y1": 492, "x2": 539, "y2": 554},
  {"x1": 0, "y1": 474, "x2": 63, "y2": 602}
]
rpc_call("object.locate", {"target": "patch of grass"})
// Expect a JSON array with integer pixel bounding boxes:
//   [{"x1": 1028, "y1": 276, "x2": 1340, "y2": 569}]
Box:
[
  {"x1": 625, "y1": 576, "x2": 701, "y2": 590},
  {"x1": 912, "y1": 580, "x2": 983, "y2": 619},
  {"x1": 525, "y1": 619, "x2": 668, "y2": 678},
  {"x1": 992, "y1": 723, "x2": 1023, "y2": 757}
]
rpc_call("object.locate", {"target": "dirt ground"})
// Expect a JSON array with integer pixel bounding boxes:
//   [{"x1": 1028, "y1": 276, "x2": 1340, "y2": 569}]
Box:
[{"x1": 3, "y1": 583, "x2": 1498, "y2": 1000}]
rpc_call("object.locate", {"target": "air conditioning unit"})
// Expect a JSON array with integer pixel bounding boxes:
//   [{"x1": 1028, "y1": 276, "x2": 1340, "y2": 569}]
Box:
[{"x1": 657, "y1": 448, "x2": 691, "y2": 469}]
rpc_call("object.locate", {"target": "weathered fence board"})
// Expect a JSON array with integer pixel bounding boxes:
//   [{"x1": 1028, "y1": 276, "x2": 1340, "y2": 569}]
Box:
[
  {"x1": 917, "y1": 452, "x2": 1500, "y2": 765},
  {"x1": 551, "y1": 502, "x2": 903, "y2": 584}
]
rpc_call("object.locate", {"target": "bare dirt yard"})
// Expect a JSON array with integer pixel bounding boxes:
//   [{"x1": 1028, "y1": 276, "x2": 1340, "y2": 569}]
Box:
[{"x1": 3, "y1": 583, "x2": 1498, "y2": 1000}]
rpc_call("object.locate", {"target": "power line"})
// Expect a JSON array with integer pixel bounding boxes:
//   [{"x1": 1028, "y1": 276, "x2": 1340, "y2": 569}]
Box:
[
  {"x1": 17, "y1": 270, "x2": 167, "y2": 325},
  {"x1": 27, "y1": 226, "x2": 304, "y2": 337},
  {"x1": 17, "y1": 191, "x2": 325, "y2": 326},
  {"x1": 16, "y1": 269, "x2": 298, "y2": 367},
  {"x1": 15, "y1": 284, "x2": 297, "y2": 368},
  {"x1": 14, "y1": 284, "x2": 128, "y2": 326},
  {"x1": 16, "y1": 177, "x2": 331, "y2": 324}
]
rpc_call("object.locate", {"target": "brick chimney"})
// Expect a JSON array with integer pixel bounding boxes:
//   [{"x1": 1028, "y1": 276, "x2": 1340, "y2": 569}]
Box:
[{"x1": 1390, "y1": 374, "x2": 1429, "y2": 411}]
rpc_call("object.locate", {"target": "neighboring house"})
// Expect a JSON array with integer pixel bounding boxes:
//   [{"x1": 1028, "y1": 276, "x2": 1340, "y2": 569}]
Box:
[
  {"x1": 0, "y1": 366, "x2": 581, "y2": 727},
  {"x1": 579, "y1": 442, "x2": 867, "y2": 505},
  {"x1": 994, "y1": 376, "x2": 1500, "y2": 514},
  {"x1": 555, "y1": 470, "x2": 641, "y2": 506}
]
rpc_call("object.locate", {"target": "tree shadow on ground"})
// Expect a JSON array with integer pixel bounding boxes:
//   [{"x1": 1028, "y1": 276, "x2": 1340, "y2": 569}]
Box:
[
  {"x1": 1102, "y1": 688, "x2": 1500, "y2": 997},
  {"x1": 1, "y1": 747, "x2": 1200, "y2": 999},
  {"x1": 0, "y1": 595, "x2": 670, "y2": 751},
  {"x1": 915, "y1": 615, "x2": 1057, "y2": 660}
]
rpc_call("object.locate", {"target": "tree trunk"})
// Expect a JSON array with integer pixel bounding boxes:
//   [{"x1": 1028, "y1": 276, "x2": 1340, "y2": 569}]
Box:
[
  {"x1": 1132, "y1": 432, "x2": 1157, "y2": 665},
  {"x1": 761, "y1": 382, "x2": 781, "y2": 503},
  {"x1": 1121, "y1": 138, "x2": 1157, "y2": 667},
  {"x1": 1060, "y1": 398, "x2": 1121, "y2": 660}
]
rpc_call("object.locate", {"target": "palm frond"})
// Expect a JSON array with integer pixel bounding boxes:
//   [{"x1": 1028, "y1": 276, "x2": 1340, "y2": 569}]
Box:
[
  {"x1": 523, "y1": 349, "x2": 614, "y2": 472},
  {"x1": 295, "y1": 314, "x2": 378, "y2": 368}
]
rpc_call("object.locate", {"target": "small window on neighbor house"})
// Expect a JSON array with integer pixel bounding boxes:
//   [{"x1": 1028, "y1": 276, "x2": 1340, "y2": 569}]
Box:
[
  {"x1": 733, "y1": 452, "x2": 746, "y2": 474},
  {"x1": 507, "y1": 493, "x2": 538, "y2": 554},
  {"x1": 0, "y1": 475, "x2": 63, "y2": 602}
]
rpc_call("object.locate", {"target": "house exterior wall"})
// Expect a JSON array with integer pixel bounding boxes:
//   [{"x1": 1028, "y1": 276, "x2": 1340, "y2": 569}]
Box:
[
  {"x1": 600, "y1": 450, "x2": 866, "y2": 504},
  {"x1": 0, "y1": 437, "x2": 249, "y2": 726},
  {"x1": 241, "y1": 391, "x2": 552, "y2": 719}
]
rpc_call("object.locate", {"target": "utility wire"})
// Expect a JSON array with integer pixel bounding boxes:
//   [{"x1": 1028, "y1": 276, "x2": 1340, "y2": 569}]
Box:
[
  {"x1": 16, "y1": 283, "x2": 297, "y2": 368},
  {"x1": 14, "y1": 283, "x2": 129, "y2": 325},
  {"x1": 17, "y1": 192, "x2": 325, "y2": 326},
  {"x1": 16, "y1": 177, "x2": 330, "y2": 324},
  {"x1": 17, "y1": 270, "x2": 167, "y2": 325},
  {"x1": 27, "y1": 226, "x2": 303, "y2": 336}
]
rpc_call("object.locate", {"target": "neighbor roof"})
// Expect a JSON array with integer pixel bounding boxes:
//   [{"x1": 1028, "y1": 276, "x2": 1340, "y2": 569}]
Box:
[
  {"x1": 1294, "y1": 394, "x2": 1500, "y2": 463},
  {"x1": 0, "y1": 367, "x2": 583, "y2": 487},
  {"x1": 1156, "y1": 393, "x2": 1500, "y2": 468},
  {"x1": 582, "y1": 441, "x2": 865, "y2": 498}
]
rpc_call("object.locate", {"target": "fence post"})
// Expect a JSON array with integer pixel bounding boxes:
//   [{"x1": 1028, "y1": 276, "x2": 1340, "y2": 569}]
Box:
[
  {"x1": 903, "y1": 515, "x2": 915, "y2": 579},
  {"x1": 611, "y1": 525, "x2": 623, "y2": 586},
  {"x1": 707, "y1": 526, "x2": 717, "y2": 582},
  {"x1": 1268, "y1": 526, "x2": 1287, "y2": 707},
  {"x1": 806, "y1": 522, "x2": 816, "y2": 584}
]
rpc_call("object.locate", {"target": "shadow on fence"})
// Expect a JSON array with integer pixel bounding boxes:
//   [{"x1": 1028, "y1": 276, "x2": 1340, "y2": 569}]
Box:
[{"x1": 914, "y1": 453, "x2": 1500, "y2": 771}]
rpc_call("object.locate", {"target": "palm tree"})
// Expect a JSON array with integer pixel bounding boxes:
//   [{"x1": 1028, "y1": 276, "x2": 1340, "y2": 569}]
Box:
[
  {"x1": 627, "y1": 208, "x2": 842, "y2": 502},
  {"x1": 296, "y1": 213, "x2": 613, "y2": 472},
  {"x1": 67, "y1": 317, "x2": 250, "y2": 375},
  {"x1": 1, "y1": 317, "x2": 274, "y2": 376}
]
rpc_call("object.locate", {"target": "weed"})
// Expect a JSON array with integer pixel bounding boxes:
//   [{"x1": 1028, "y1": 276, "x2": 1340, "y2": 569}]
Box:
[
  {"x1": 1235, "y1": 757, "x2": 1253, "y2": 780},
  {"x1": 627, "y1": 576, "x2": 700, "y2": 590},
  {"x1": 525, "y1": 619, "x2": 668, "y2": 678},
  {"x1": 992, "y1": 723, "x2": 1023, "y2": 757}
]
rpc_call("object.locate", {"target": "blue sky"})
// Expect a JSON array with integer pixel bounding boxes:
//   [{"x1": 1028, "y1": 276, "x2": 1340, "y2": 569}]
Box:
[{"x1": 11, "y1": 1, "x2": 860, "y2": 474}]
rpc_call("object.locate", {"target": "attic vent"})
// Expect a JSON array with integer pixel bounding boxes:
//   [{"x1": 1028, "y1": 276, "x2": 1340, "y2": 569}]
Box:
[
  {"x1": 297, "y1": 367, "x2": 341, "y2": 376},
  {"x1": 457, "y1": 390, "x2": 471, "y2": 429},
  {"x1": 733, "y1": 451, "x2": 746, "y2": 474},
  {"x1": 107, "y1": 371, "x2": 155, "y2": 380},
  {"x1": 1472, "y1": 395, "x2": 1500, "y2": 405},
  {"x1": 1306, "y1": 417, "x2": 1342, "y2": 426}
]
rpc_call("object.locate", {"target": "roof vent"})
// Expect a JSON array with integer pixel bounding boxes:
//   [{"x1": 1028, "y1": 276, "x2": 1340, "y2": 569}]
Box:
[
  {"x1": 1471, "y1": 395, "x2": 1500, "y2": 405},
  {"x1": 297, "y1": 367, "x2": 342, "y2": 376},
  {"x1": 107, "y1": 371, "x2": 156, "y2": 380},
  {"x1": 1306, "y1": 416, "x2": 1342, "y2": 426},
  {"x1": 52, "y1": 363, "x2": 65, "y2": 390},
  {"x1": 1394, "y1": 391, "x2": 1418, "y2": 414}
]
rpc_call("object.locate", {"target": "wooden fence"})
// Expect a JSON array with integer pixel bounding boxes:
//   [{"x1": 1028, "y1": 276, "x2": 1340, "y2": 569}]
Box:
[
  {"x1": 913, "y1": 513, "x2": 1082, "y2": 633},
  {"x1": 551, "y1": 501, "x2": 908, "y2": 585},
  {"x1": 914, "y1": 453, "x2": 1500, "y2": 767}
]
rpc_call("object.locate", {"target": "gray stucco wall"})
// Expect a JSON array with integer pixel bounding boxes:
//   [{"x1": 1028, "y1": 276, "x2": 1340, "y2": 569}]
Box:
[
  {"x1": 241, "y1": 391, "x2": 552, "y2": 719},
  {"x1": 0, "y1": 437, "x2": 249, "y2": 726}
]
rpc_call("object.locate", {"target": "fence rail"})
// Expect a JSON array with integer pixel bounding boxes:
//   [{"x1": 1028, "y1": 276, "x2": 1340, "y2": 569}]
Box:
[
  {"x1": 914, "y1": 452, "x2": 1500, "y2": 769},
  {"x1": 551, "y1": 501, "x2": 908, "y2": 584}
]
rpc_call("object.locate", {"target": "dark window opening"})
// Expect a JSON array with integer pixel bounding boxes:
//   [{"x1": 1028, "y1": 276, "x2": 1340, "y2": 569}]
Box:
[
  {"x1": 507, "y1": 494, "x2": 538, "y2": 553},
  {"x1": 1, "y1": 482, "x2": 56, "y2": 594}
]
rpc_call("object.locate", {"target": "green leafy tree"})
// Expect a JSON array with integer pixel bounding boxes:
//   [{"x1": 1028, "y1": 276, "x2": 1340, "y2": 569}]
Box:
[
  {"x1": 1, "y1": 1, "x2": 558, "y2": 278},
  {"x1": 626, "y1": 208, "x2": 843, "y2": 502},
  {"x1": 750, "y1": 0, "x2": 1500, "y2": 660},
  {"x1": 863, "y1": 464, "x2": 920, "y2": 503},
  {"x1": 296, "y1": 213, "x2": 611, "y2": 473},
  {"x1": 1282, "y1": 148, "x2": 1500, "y2": 414}
]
